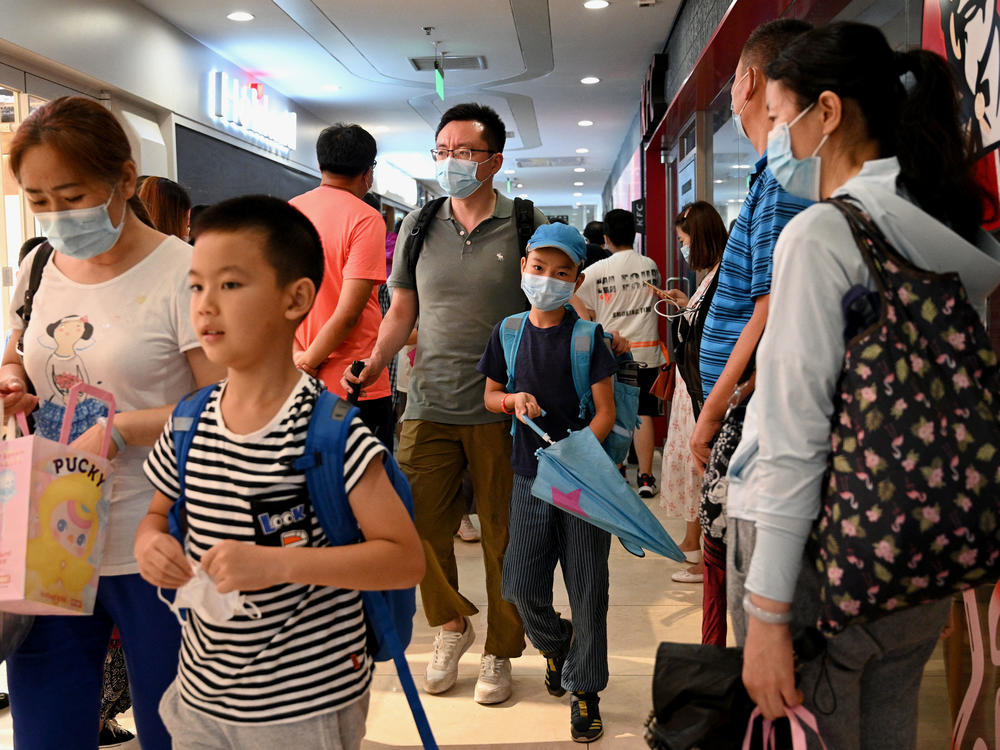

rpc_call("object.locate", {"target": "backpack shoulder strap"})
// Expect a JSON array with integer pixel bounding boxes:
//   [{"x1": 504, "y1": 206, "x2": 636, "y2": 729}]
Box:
[
  {"x1": 499, "y1": 312, "x2": 530, "y2": 392},
  {"x1": 167, "y1": 384, "x2": 217, "y2": 543},
  {"x1": 294, "y1": 390, "x2": 362, "y2": 547},
  {"x1": 17, "y1": 241, "x2": 54, "y2": 327},
  {"x1": 512, "y1": 197, "x2": 535, "y2": 257},
  {"x1": 404, "y1": 197, "x2": 448, "y2": 280},
  {"x1": 570, "y1": 317, "x2": 600, "y2": 403}
]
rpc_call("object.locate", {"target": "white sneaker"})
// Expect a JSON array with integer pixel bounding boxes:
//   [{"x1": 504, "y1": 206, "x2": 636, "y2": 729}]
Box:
[
  {"x1": 425, "y1": 618, "x2": 475, "y2": 694},
  {"x1": 456, "y1": 514, "x2": 481, "y2": 542},
  {"x1": 474, "y1": 653, "x2": 512, "y2": 704}
]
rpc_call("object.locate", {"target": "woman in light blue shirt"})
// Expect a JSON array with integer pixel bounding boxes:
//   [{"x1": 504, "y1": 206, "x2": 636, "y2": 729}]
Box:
[{"x1": 727, "y1": 22, "x2": 1000, "y2": 746}]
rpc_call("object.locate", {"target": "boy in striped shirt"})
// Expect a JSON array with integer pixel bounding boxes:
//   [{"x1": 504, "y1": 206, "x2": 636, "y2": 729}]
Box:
[{"x1": 135, "y1": 195, "x2": 423, "y2": 750}]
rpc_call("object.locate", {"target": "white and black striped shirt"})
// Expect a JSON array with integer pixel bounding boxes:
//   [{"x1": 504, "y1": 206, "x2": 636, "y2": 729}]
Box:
[{"x1": 143, "y1": 374, "x2": 385, "y2": 724}]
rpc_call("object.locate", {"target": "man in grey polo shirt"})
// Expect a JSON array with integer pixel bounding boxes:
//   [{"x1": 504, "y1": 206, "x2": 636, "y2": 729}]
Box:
[{"x1": 346, "y1": 103, "x2": 546, "y2": 705}]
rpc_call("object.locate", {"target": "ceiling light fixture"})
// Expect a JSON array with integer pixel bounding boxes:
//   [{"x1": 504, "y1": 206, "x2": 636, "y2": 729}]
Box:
[
  {"x1": 713, "y1": 179, "x2": 724, "y2": 183},
  {"x1": 576, "y1": 147, "x2": 589, "y2": 154},
  {"x1": 577, "y1": 120, "x2": 594, "y2": 127},
  {"x1": 516, "y1": 183, "x2": 524, "y2": 188},
  {"x1": 584, "y1": 0, "x2": 610, "y2": 8},
  {"x1": 580, "y1": 76, "x2": 600, "y2": 85},
  {"x1": 573, "y1": 181, "x2": 584, "y2": 186},
  {"x1": 226, "y1": 11, "x2": 254, "y2": 21},
  {"x1": 504, "y1": 169, "x2": 516, "y2": 175},
  {"x1": 574, "y1": 167, "x2": 586, "y2": 173},
  {"x1": 573, "y1": 192, "x2": 583, "y2": 197}
]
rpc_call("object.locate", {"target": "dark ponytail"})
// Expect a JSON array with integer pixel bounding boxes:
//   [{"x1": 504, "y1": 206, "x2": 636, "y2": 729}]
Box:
[{"x1": 767, "y1": 22, "x2": 993, "y2": 242}]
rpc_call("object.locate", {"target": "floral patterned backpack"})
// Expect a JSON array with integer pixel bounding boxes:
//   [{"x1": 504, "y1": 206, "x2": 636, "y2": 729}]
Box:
[{"x1": 812, "y1": 197, "x2": 1000, "y2": 636}]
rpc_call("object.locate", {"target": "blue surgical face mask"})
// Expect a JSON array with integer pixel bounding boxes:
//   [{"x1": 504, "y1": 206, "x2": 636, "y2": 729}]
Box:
[
  {"x1": 521, "y1": 273, "x2": 575, "y2": 311},
  {"x1": 35, "y1": 191, "x2": 125, "y2": 259},
  {"x1": 731, "y1": 69, "x2": 752, "y2": 142},
  {"x1": 679, "y1": 243, "x2": 691, "y2": 264},
  {"x1": 436, "y1": 156, "x2": 490, "y2": 199},
  {"x1": 766, "y1": 102, "x2": 828, "y2": 202}
]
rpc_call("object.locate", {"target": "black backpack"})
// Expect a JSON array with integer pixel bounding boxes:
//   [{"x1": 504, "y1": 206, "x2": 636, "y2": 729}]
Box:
[{"x1": 404, "y1": 196, "x2": 535, "y2": 279}]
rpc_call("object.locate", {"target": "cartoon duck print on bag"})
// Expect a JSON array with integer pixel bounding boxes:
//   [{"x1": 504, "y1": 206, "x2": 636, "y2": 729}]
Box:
[{"x1": 812, "y1": 197, "x2": 1000, "y2": 636}]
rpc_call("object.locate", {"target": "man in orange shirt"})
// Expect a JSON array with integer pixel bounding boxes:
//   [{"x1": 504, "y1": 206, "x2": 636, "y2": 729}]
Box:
[{"x1": 291, "y1": 124, "x2": 393, "y2": 444}]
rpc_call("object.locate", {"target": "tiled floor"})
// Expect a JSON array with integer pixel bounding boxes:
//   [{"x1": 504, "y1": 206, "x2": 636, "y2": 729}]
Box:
[{"x1": 0, "y1": 457, "x2": 956, "y2": 748}]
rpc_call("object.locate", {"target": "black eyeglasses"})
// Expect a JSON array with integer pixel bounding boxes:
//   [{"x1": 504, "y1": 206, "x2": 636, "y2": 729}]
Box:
[{"x1": 430, "y1": 148, "x2": 494, "y2": 161}]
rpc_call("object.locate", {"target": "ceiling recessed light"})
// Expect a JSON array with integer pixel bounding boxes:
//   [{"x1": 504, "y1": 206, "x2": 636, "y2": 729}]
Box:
[
  {"x1": 516, "y1": 183, "x2": 524, "y2": 188},
  {"x1": 504, "y1": 169, "x2": 516, "y2": 175},
  {"x1": 575, "y1": 147, "x2": 590, "y2": 154},
  {"x1": 576, "y1": 202, "x2": 583, "y2": 207},
  {"x1": 713, "y1": 179, "x2": 724, "y2": 183},
  {"x1": 573, "y1": 181, "x2": 584, "y2": 186},
  {"x1": 731, "y1": 164, "x2": 751, "y2": 169},
  {"x1": 577, "y1": 120, "x2": 594, "y2": 127},
  {"x1": 573, "y1": 192, "x2": 583, "y2": 197},
  {"x1": 518, "y1": 193, "x2": 529, "y2": 198},
  {"x1": 573, "y1": 167, "x2": 586, "y2": 173},
  {"x1": 584, "y1": 0, "x2": 610, "y2": 8},
  {"x1": 580, "y1": 76, "x2": 600, "y2": 85},
  {"x1": 227, "y1": 10, "x2": 254, "y2": 21}
]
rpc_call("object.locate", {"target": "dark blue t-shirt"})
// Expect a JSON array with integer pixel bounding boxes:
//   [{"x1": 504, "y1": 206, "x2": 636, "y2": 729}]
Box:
[{"x1": 477, "y1": 308, "x2": 618, "y2": 477}]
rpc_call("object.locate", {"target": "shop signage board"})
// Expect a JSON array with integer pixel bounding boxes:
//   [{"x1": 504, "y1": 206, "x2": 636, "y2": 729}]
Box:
[{"x1": 209, "y1": 71, "x2": 297, "y2": 153}]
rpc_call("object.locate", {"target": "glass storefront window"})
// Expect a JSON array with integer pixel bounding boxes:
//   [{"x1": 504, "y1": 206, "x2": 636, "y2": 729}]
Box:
[{"x1": 709, "y1": 82, "x2": 753, "y2": 231}]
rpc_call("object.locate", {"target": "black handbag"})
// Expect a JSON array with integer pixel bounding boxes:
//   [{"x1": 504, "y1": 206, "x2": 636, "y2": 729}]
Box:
[{"x1": 699, "y1": 388, "x2": 749, "y2": 541}]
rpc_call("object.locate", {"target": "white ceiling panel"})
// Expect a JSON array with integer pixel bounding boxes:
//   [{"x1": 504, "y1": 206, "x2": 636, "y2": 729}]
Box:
[{"x1": 131, "y1": 0, "x2": 682, "y2": 207}]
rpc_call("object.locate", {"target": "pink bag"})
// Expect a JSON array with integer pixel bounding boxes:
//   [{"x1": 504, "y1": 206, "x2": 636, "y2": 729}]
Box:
[
  {"x1": 0, "y1": 383, "x2": 116, "y2": 615},
  {"x1": 743, "y1": 705, "x2": 828, "y2": 750}
]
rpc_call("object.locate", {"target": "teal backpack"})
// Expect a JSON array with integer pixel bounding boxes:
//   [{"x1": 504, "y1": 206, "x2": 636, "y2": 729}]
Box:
[{"x1": 499, "y1": 309, "x2": 641, "y2": 463}]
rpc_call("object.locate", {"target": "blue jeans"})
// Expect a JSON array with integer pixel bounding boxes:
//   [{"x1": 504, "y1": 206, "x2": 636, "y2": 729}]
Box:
[{"x1": 7, "y1": 573, "x2": 181, "y2": 750}]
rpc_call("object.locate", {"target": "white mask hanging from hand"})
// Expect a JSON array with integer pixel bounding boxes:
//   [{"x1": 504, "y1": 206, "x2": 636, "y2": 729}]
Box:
[{"x1": 158, "y1": 561, "x2": 262, "y2": 627}]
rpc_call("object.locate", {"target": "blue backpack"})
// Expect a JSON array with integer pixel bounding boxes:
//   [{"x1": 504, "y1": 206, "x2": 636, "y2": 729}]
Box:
[
  {"x1": 168, "y1": 386, "x2": 437, "y2": 750},
  {"x1": 499, "y1": 310, "x2": 641, "y2": 463}
]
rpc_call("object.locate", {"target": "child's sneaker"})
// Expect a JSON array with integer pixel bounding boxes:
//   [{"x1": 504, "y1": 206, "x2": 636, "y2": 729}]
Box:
[
  {"x1": 570, "y1": 692, "x2": 604, "y2": 743},
  {"x1": 542, "y1": 619, "x2": 573, "y2": 697},
  {"x1": 474, "y1": 653, "x2": 512, "y2": 704},
  {"x1": 425, "y1": 618, "x2": 475, "y2": 694},
  {"x1": 637, "y1": 473, "x2": 656, "y2": 498}
]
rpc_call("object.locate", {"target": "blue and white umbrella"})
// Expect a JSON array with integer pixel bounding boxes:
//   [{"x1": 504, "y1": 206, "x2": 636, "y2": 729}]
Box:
[{"x1": 522, "y1": 416, "x2": 685, "y2": 560}]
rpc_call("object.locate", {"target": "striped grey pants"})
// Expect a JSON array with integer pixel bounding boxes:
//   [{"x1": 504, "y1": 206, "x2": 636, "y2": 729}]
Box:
[{"x1": 502, "y1": 473, "x2": 612, "y2": 693}]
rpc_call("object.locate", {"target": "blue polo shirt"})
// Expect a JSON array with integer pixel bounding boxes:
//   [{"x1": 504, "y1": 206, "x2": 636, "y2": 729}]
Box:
[{"x1": 699, "y1": 154, "x2": 813, "y2": 396}]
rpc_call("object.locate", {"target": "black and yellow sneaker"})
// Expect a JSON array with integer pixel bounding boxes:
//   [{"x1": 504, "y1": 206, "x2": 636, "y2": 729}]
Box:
[
  {"x1": 542, "y1": 619, "x2": 573, "y2": 697},
  {"x1": 570, "y1": 691, "x2": 603, "y2": 743}
]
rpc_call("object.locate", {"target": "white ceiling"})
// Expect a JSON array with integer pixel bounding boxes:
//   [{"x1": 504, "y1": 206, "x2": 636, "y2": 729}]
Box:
[{"x1": 133, "y1": 0, "x2": 682, "y2": 208}]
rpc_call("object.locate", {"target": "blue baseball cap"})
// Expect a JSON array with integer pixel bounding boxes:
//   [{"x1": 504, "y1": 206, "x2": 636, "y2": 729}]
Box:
[{"x1": 526, "y1": 223, "x2": 587, "y2": 266}]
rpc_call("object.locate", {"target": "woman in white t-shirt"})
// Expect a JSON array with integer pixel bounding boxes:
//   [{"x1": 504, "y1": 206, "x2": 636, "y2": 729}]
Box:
[{"x1": 0, "y1": 96, "x2": 222, "y2": 750}]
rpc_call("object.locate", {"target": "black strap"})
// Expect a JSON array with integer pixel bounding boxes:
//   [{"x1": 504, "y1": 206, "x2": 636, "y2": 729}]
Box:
[
  {"x1": 512, "y1": 197, "x2": 535, "y2": 256},
  {"x1": 15, "y1": 241, "x2": 54, "y2": 400},
  {"x1": 17, "y1": 241, "x2": 54, "y2": 329},
  {"x1": 404, "y1": 196, "x2": 536, "y2": 279},
  {"x1": 403, "y1": 197, "x2": 447, "y2": 281}
]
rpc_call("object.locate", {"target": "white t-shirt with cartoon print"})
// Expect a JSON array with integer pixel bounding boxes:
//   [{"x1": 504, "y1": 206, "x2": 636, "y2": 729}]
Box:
[{"x1": 10, "y1": 236, "x2": 200, "y2": 574}]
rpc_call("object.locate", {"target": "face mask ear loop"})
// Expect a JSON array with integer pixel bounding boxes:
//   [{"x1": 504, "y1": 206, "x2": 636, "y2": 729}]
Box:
[{"x1": 157, "y1": 586, "x2": 187, "y2": 626}]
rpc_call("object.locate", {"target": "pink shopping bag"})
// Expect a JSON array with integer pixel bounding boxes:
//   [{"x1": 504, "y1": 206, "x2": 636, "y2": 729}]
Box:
[
  {"x1": 0, "y1": 383, "x2": 116, "y2": 615},
  {"x1": 743, "y1": 705, "x2": 828, "y2": 750}
]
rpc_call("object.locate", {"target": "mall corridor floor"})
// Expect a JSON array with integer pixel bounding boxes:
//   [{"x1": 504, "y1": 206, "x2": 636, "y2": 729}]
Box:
[{"x1": 0, "y1": 458, "x2": 952, "y2": 749}]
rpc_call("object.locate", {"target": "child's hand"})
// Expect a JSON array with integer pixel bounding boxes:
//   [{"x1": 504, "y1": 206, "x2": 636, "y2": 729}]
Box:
[
  {"x1": 201, "y1": 540, "x2": 283, "y2": 593},
  {"x1": 135, "y1": 531, "x2": 193, "y2": 589},
  {"x1": 512, "y1": 392, "x2": 542, "y2": 423},
  {"x1": 293, "y1": 350, "x2": 319, "y2": 377}
]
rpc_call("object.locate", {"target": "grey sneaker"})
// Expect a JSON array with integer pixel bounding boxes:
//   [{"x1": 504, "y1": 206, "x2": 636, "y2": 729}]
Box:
[
  {"x1": 425, "y1": 618, "x2": 475, "y2": 694},
  {"x1": 474, "y1": 653, "x2": 512, "y2": 704}
]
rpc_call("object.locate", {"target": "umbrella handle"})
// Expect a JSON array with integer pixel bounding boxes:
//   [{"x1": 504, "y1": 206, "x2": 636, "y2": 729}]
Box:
[{"x1": 520, "y1": 415, "x2": 554, "y2": 445}]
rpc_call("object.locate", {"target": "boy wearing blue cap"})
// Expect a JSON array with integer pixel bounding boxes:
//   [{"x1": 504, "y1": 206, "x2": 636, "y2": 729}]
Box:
[{"x1": 476, "y1": 222, "x2": 618, "y2": 742}]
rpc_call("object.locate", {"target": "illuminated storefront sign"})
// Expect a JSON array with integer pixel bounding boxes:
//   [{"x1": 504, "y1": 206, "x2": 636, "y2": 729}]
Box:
[{"x1": 209, "y1": 71, "x2": 297, "y2": 152}]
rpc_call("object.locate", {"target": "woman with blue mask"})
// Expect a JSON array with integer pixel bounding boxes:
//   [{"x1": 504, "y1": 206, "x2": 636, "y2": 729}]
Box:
[
  {"x1": 725, "y1": 23, "x2": 1000, "y2": 745},
  {"x1": 1, "y1": 96, "x2": 224, "y2": 750},
  {"x1": 653, "y1": 201, "x2": 727, "y2": 588}
]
